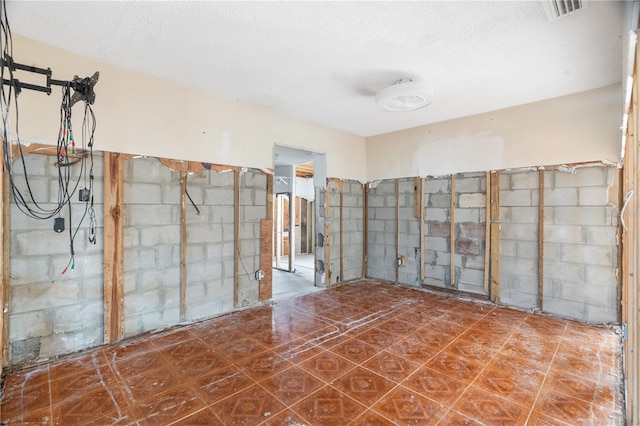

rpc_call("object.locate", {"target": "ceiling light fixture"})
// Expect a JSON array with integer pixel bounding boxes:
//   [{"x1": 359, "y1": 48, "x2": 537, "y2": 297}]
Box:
[{"x1": 375, "y1": 78, "x2": 433, "y2": 112}]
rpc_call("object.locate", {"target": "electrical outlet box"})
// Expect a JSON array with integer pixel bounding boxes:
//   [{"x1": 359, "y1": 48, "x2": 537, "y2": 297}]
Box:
[
  {"x1": 255, "y1": 270, "x2": 265, "y2": 281},
  {"x1": 79, "y1": 188, "x2": 90, "y2": 202}
]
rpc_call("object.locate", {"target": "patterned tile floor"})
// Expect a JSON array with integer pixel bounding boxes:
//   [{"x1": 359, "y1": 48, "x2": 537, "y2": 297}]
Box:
[{"x1": 0, "y1": 281, "x2": 624, "y2": 425}]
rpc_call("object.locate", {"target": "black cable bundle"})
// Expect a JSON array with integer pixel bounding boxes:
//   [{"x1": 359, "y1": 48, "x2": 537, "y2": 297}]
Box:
[{"x1": 0, "y1": 0, "x2": 97, "y2": 274}]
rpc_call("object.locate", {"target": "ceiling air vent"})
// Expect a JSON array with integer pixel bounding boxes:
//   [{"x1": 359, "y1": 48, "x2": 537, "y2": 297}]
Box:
[{"x1": 542, "y1": 0, "x2": 587, "y2": 21}]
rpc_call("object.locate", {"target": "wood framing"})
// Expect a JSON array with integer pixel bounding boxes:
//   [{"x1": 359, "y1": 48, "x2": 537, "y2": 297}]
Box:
[
  {"x1": 483, "y1": 172, "x2": 491, "y2": 294},
  {"x1": 450, "y1": 174, "x2": 456, "y2": 287},
  {"x1": 395, "y1": 179, "x2": 400, "y2": 284},
  {"x1": 340, "y1": 189, "x2": 344, "y2": 282},
  {"x1": 325, "y1": 222, "x2": 331, "y2": 285},
  {"x1": 259, "y1": 219, "x2": 273, "y2": 301},
  {"x1": 538, "y1": 170, "x2": 545, "y2": 311},
  {"x1": 103, "y1": 152, "x2": 125, "y2": 343},
  {"x1": 233, "y1": 170, "x2": 240, "y2": 307},
  {"x1": 363, "y1": 184, "x2": 369, "y2": 277},
  {"x1": 414, "y1": 177, "x2": 421, "y2": 219},
  {"x1": 489, "y1": 171, "x2": 501, "y2": 303},
  {"x1": 1, "y1": 140, "x2": 9, "y2": 366},
  {"x1": 179, "y1": 170, "x2": 187, "y2": 321},
  {"x1": 266, "y1": 174, "x2": 274, "y2": 220},
  {"x1": 420, "y1": 178, "x2": 426, "y2": 282}
]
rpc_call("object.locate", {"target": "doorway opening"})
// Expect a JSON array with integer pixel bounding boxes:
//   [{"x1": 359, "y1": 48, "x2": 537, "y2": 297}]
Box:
[{"x1": 272, "y1": 145, "x2": 325, "y2": 300}]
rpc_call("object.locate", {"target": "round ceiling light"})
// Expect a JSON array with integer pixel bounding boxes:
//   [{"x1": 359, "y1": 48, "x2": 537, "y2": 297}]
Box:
[{"x1": 375, "y1": 78, "x2": 433, "y2": 112}]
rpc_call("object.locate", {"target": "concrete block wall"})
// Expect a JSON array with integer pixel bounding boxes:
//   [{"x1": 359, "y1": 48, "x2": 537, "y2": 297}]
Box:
[
  {"x1": 454, "y1": 172, "x2": 487, "y2": 294},
  {"x1": 237, "y1": 169, "x2": 266, "y2": 306},
  {"x1": 424, "y1": 177, "x2": 452, "y2": 287},
  {"x1": 123, "y1": 158, "x2": 181, "y2": 337},
  {"x1": 367, "y1": 180, "x2": 397, "y2": 281},
  {"x1": 499, "y1": 170, "x2": 540, "y2": 309},
  {"x1": 397, "y1": 178, "x2": 421, "y2": 286},
  {"x1": 9, "y1": 152, "x2": 105, "y2": 365},
  {"x1": 184, "y1": 170, "x2": 235, "y2": 321},
  {"x1": 342, "y1": 180, "x2": 364, "y2": 281},
  {"x1": 542, "y1": 167, "x2": 619, "y2": 323}
]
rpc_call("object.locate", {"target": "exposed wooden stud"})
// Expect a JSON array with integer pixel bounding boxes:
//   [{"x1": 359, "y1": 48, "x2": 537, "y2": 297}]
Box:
[
  {"x1": 328, "y1": 177, "x2": 343, "y2": 193},
  {"x1": 103, "y1": 152, "x2": 125, "y2": 343},
  {"x1": 420, "y1": 178, "x2": 426, "y2": 282},
  {"x1": 483, "y1": 171, "x2": 491, "y2": 294},
  {"x1": 395, "y1": 179, "x2": 400, "y2": 284},
  {"x1": 414, "y1": 177, "x2": 421, "y2": 219},
  {"x1": 234, "y1": 169, "x2": 240, "y2": 308},
  {"x1": 340, "y1": 189, "x2": 344, "y2": 282},
  {"x1": 259, "y1": 219, "x2": 273, "y2": 301},
  {"x1": 450, "y1": 174, "x2": 456, "y2": 288},
  {"x1": 362, "y1": 184, "x2": 369, "y2": 278},
  {"x1": 179, "y1": 170, "x2": 187, "y2": 321},
  {"x1": 538, "y1": 170, "x2": 545, "y2": 311},
  {"x1": 266, "y1": 174, "x2": 274, "y2": 220},
  {"x1": 0, "y1": 139, "x2": 9, "y2": 366},
  {"x1": 325, "y1": 222, "x2": 331, "y2": 285},
  {"x1": 324, "y1": 184, "x2": 331, "y2": 219},
  {"x1": 489, "y1": 171, "x2": 501, "y2": 303}
]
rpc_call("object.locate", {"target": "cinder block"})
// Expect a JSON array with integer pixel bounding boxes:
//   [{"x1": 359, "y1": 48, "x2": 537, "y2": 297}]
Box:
[
  {"x1": 560, "y1": 244, "x2": 615, "y2": 267},
  {"x1": 424, "y1": 264, "x2": 446, "y2": 281},
  {"x1": 428, "y1": 223, "x2": 450, "y2": 237},
  {"x1": 542, "y1": 295, "x2": 585, "y2": 321},
  {"x1": 141, "y1": 225, "x2": 180, "y2": 246},
  {"x1": 458, "y1": 193, "x2": 486, "y2": 208},
  {"x1": 584, "y1": 304, "x2": 617, "y2": 324},
  {"x1": 375, "y1": 208, "x2": 395, "y2": 220},
  {"x1": 500, "y1": 223, "x2": 538, "y2": 242},
  {"x1": 425, "y1": 178, "x2": 450, "y2": 194},
  {"x1": 14, "y1": 230, "x2": 72, "y2": 256},
  {"x1": 500, "y1": 257, "x2": 537, "y2": 276},
  {"x1": 500, "y1": 290, "x2": 537, "y2": 310},
  {"x1": 9, "y1": 310, "x2": 53, "y2": 341},
  {"x1": 554, "y1": 167, "x2": 606, "y2": 188},
  {"x1": 585, "y1": 226, "x2": 617, "y2": 246},
  {"x1": 578, "y1": 187, "x2": 608, "y2": 206},
  {"x1": 510, "y1": 172, "x2": 539, "y2": 190},
  {"x1": 585, "y1": 265, "x2": 617, "y2": 287},
  {"x1": 499, "y1": 173, "x2": 511, "y2": 190},
  {"x1": 500, "y1": 189, "x2": 532, "y2": 207},
  {"x1": 544, "y1": 225, "x2": 584, "y2": 244},
  {"x1": 434, "y1": 251, "x2": 451, "y2": 266},
  {"x1": 429, "y1": 193, "x2": 451, "y2": 208},
  {"x1": 459, "y1": 268, "x2": 484, "y2": 286},
  {"x1": 10, "y1": 257, "x2": 51, "y2": 285},
  {"x1": 242, "y1": 205, "x2": 265, "y2": 222},
  {"x1": 458, "y1": 223, "x2": 485, "y2": 239},
  {"x1": 124, "y1": 248, "x2": 156, "y2": 271},
  {"x1": 204, "y1": 188, "x2": 235, "y2": 206},
  {"x1": 456, "y1": 208, "x2": 481, "y2": 223},
  {"x1": 516, "y1": 241, "x2": 538, "y2": 259},
  {"x1": 560, "y1": 282, "x2": 616, "y2": 309},
  {"x1": 509, "y1": 207, "x2": 538, "y2": 224},
  {"x1": 542, "y1": 242, "x2": 560, "y2": 261},
  {"x1": 425, "y1": 208, "x2": 448, "y2": 222},
  {"x1": 545, "y1": 188, "x2": 578, "y2": 206},
  {"x1": 210, "y1": 170, "x2": 234, "y2": 187},
  {"x1": 126, "y1": 205, "x2": 177, "y2": 226},
  {"x1": 544, "y1": 260, "x2": 584, "y2": 282},
  {"x1": 500, "y1": 273, "x2": 538, "y2": 294},
  {"x1": 500, "y1": 240, "x2": 516, "y2": 257},
  {"x1": 455, "y1": 176, "x2": 482, "y2": 193},
  {"x1": 455, "y1": 239, "x2": 482, "y2": 255},
  {"x1": 425, "y1": 236, "x2": 448, "y2": 252}
]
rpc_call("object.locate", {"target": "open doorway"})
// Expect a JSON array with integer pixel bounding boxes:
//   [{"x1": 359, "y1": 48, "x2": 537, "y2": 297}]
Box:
[{"x1": 272, "y1": 145, "x2": 325, "y2": 300}]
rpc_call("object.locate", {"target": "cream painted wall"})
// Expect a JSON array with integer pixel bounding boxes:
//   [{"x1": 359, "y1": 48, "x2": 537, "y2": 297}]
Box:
[
  {"x1": 366, "y1": 85, "x2": 622, "y2": 181},
  {"x1": 9, "y1": 36, "x2": 367, "y2": 181}
]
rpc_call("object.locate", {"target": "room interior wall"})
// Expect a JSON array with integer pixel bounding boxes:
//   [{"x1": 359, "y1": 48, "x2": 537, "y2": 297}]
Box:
[
  {"x1": 366, "y1": 85, "x2": 622, "y2": 181},
  {"x1": 10, "y1": 36, "x2": 367, "y2": 182}
]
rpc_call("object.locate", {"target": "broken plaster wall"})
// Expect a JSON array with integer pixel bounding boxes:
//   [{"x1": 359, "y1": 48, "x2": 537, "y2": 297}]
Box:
[
  {"x1": 184, "y1": 169, "x2": 235, "y2": 321},
  {"x1": 123, "y1": 158, "x2": 181, "y2": 337},
  {"x1": 9, "y1": 152, "x2": 105, "y2": 365}
]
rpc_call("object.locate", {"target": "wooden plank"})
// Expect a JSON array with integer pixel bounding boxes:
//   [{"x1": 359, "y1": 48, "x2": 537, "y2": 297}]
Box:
[
  {"x1": 414, "y1": 177, "x2": 421, "y2": 219},
  {"x1": 325, "y1": 222, "x2": 331, "y2": 285},
  {"x1": 0, "y1": 138, "x2": 9, "y2": 366},
  {"x1": 103, "y1": 152, "x2": 125, "y2": 343},
  {"x1": 266, "y1": 174, "x2": 274, "y2": 220},
  {"x1": 234, "y1": 170, "x2": 240, "y2": 308},
  {"x1": 340, "y1": 189, "x2": 344, "y2": 282},
  {"x1": 450, "y1": 175, "x2": 456, "y2": 287},
  {"x1": 362, "y1": 184, "x2": 368, "y2": 278},
  {"x1": 259, "y1": 219, "x2": 273, "y2": 301},
  {"x1": 324, "y1": 185, "x2": 331, "y2": 219},
  {"x1": 483, "y1": 172, "x2": 491, "y2": 294},
  {"x1": 420, "y1": 178, "x2": 426, "y2": 282},
  {"x1": 489, "y1": 171, "x2": 501, "y2": 303},
  {"x1": 180, "y1": 170, "x2": 187, "y2": 321},
  {"x1": 395, "y1": 179, "x2": 400, "y2": 284},
  {"x1": 538, "y1": 170, "x2": 545, "y2": 311}
]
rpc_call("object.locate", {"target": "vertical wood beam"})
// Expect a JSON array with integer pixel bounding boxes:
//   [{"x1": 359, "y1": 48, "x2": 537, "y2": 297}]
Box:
[
  {"x1": 395, "y1": 179, "x2": 400, "y2": 284},
  {"x1": 234, "y1": 170, "x2": 240, "y2": 308},
  {"x1": 538, "y1": 170, "x2": 545, "y2": 311},
  {"x1": 483, "y1": 172, "x2": 491, "y2": 294},
  {"x1": 450, "y1": 175, "x2": 456, "y2": 287},
  {"x1": 420, "y1": 178, "x2": 426, "y2": 282},
  {"x1": 179, "y1": 170, "x2": 187, "y2": 321},
  {"x1": 362, "y1": 184, "x2": 368, "y2": 278},
  {"x1": 259, "y1": 174, "x2": 273, "y2": 301},
  {"x1": 414, "y1": 177, "x2": 421, "y2": 219},
  {"x1": 0, "y1": 140, "x2": 9, "y2": 366},
  {"x1": 340, "y1": 188, "x2": 344, "y2": 282},
  {"x1": 489, "y1": 171, "x2": 501, "y2": 303},
  {"x1": 324, "y1": 187, "x2": 331, "y2": 285},
  {"x1": 103, "y1": 152, "x2": 125, "y2": 343}
]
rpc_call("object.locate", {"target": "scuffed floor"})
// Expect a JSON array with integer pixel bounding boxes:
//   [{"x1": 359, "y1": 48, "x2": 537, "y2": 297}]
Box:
[{"x1": 0, "y1": 281, "x2": 623, "y2": 425}]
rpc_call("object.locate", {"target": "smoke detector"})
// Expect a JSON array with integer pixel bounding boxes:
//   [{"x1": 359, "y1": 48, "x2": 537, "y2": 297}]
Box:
[{"x1": 376, "y1": 79, "x2": 433, "y2": 112}]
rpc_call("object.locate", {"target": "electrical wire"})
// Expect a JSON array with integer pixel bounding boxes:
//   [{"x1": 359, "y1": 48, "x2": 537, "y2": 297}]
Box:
[{"x1": 0, "y1": 0, "x2": 96, "y2": 273}]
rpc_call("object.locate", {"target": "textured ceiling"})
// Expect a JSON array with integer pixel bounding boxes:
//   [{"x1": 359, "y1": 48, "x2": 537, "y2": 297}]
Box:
[{"x1": 6, "y1": 1, "x2": 625, "y2": 137}]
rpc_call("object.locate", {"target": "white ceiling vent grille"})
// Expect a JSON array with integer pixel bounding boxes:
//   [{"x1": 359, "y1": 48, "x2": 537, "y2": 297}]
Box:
[{"x1": 542, "y1": 0, "x2": 587, "y2": 21}]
